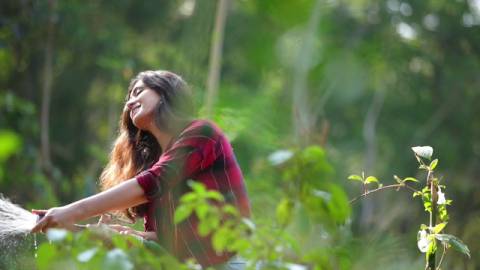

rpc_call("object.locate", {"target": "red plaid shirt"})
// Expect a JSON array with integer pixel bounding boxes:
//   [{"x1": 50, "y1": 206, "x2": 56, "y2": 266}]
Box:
[{"x1": 136, "y1": 119, "x2": 251, "y2": 267}]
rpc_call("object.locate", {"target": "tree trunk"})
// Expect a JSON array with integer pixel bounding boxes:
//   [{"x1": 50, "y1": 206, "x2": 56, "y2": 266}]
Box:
[
  {"x1": 360, "y1": 88, "x2": 386, "y2": 231},
  {"x1": 291, "y1": 0, "x2": 322, "y2": 146},
  {"x1": 40, "y1": 0, "x2": 57, "y2": 175},
  {"x1": 204, "y1": 0, "x2": 230, "y2": 117}
]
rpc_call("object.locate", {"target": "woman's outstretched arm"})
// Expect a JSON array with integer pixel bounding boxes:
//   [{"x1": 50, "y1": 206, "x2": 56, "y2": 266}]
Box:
[{"x1": 31, "y1": 178, "x2": 147, "y2": 233}]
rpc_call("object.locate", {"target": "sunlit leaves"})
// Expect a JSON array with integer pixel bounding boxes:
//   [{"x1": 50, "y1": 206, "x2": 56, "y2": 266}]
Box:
[
  {"x1": 173, "y1": 204, "x2": 193, "y2": 225},
  {"x1": 347, "y1": 174, "x2": 363, "y2": 182},
  {"x1": 403, "y1": 177, "x2": 419, "y2": 183},
  {"x1": 348, "y1": 172, "x2": 382, "y2": 188},
  {"x1": 174, "y1": 181, "x2": 225, "y2": 226},
  {"x1": 429, "y1": 159, "x2": 438, "y2": 170},
  {"x1": 276, "y1": 198, "x2": 294, "y2": 226},
  {"x1": 0, "y1": 130, "x2": 22, "y2": 161},
  {"x1": 433, "y1": 222, "x2": 447, "y2": 234},
  {"x1": 348, "y1": 145, "x2": 469, "y2": 268},
  {"x1": 365, "y1": 176, "x2": 379, "y2": 185},
  {"x1": 35, "y1": 227, "x2": 187, "y2": 270}
]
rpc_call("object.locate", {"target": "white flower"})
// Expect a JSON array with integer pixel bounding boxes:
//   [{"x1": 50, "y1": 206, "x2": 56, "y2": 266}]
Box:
[
  {"x1": 417, "y1": 229, "x2": 431, "y2": 253},
  {"x1": 437, "y1": 187, "x2": 446, "y2": 205},
  {"x1": 411, "y1": 146, "x2": 433, "y2": 159}
]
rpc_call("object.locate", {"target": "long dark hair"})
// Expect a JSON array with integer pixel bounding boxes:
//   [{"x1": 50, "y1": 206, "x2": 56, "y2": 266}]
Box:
[{"x1": 99, "y1": 70, "x2": 194, "y2": 221}]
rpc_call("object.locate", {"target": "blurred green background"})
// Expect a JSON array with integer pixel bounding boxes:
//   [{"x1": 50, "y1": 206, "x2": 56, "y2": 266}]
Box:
[{"x1": 1, "y1": 0, "x2": 479, "y2": 269}]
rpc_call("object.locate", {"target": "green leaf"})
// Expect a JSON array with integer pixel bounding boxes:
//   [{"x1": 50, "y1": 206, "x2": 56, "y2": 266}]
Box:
[
  {"x1": 411, "y1": 146, "x2": 433, "y2": 160},
  {"x1": 347, "y1": 174, "x2": 363, "y2": 182},
  {"x1": 365, "y1": 176, "x2": 379, "y2": 184},
  {"x1": 174, "y1": 205, "x2": 193, "y2": 224},
  {"x1": 223, "y1": 205, "x2": 239, "y2": 217},
  {"x1": 198, "y1": 220, "x2": 213, "y2": 236},
  {"x1": 188, "y1": 181, "x2": 206, "y2": 195},
  {"x1": 426, "y1": 236, "x2": 437, "y2": 261},
  {"x1": 433, "y1": 222, "x2": 447, "y2": 234},
  {"x1": 206, "y1": 190, "x2": 224, "y2": 201},
  {"x1": 276, "y1": 198, "x2": 294, "y2": 226},
  {"x1": 0, "y1": 130, "x2": 22, "y2": 161},
  {"x1": 180, "y1": 193, "x2": 197, "y2": 203},
  {"x1": 394, "y1": 175, "x2": 402, "y2": 184},
  {"x1": 435, "y1": 234, "x2": 471, "y2": 258},
  {"x1": 195, "y1": 203, "x2": 210, "y2": 220},
  {"x1": 430, "y1": 159, "x2": 438, "y2": 170},
  {"x1": 230, "y1": 238, "x2": 250, "y2": 253},
  {"x1": 413, "y1": 191, "x2": 422, "y2": 197},
  {"x1": 403, "y1": 177, "x2": 419, "y2": 183},
  {"x1": 212, "y1": 226, "x2": 230, "y2": 252}
]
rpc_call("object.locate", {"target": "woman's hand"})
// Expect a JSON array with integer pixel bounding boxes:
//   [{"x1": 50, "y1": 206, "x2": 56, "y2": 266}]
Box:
[{"x1": 31, "y1": 205, "x2": 79, "y2": 233}]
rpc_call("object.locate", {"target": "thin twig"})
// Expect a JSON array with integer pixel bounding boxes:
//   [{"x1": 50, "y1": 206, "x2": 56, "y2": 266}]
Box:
[
  {"x1": 349, "y1": 184, "x2": 418, "y2": 204},
  {"x1": 436, "y1": 243, "x2": 447, "y2": 270}
]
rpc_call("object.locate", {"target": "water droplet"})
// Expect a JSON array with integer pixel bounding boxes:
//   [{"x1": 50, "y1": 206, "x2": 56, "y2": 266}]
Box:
[{"x1": 34, "y1": 233, "x2": 38, "y2": 258}]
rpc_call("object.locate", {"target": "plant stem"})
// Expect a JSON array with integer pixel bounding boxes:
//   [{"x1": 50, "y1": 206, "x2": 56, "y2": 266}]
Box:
[
  {"x1": 436, "y1": 243, "x2": 447, "y2": 270},
  {"x1": 427, "y1": 170, "x2": 437, "y2": 270},
  {"x1": 349, "y1": 184, "x2": 418, "y2": 204}
]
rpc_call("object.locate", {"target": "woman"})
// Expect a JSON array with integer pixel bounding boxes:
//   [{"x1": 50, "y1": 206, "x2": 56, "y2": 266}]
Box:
[{"x1": 31, "y1": 70, "x2": 251, "y2": 269}]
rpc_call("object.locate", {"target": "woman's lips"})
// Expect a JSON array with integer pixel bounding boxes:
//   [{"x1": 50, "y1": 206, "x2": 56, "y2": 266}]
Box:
[{"x1": 130, "y1": 106, "x2": 140, "y2": 118}]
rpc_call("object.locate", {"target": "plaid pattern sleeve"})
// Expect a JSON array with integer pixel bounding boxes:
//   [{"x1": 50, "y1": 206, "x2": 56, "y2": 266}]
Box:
[{"x1": 135, "y1": 119, "x2": 251, "y2": 267}]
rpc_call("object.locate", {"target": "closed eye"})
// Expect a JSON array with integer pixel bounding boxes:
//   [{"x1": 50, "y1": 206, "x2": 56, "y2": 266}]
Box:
[{"x1": 131, "y1": 86, "x2": 145, "y2": 98}]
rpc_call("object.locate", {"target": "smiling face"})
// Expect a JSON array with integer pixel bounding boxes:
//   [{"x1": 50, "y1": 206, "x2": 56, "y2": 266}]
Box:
[{"x1": 125, "y1": 80, "x2": 162, "y2": 131}]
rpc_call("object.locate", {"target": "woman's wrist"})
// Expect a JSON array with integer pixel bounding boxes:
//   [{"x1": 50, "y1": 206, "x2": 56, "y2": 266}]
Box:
[{"x1": 66, "y1": 200, "x2": 88, "y2": 223}]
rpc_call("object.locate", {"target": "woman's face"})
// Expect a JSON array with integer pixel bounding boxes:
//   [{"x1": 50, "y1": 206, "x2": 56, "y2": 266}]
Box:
[{"x1": 126, "y1": 80, "x2": 162, "y2": 130}]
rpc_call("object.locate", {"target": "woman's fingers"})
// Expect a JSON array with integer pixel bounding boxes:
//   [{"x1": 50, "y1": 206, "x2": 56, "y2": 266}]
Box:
[
  {"x1": 31, "y1": 209, "x2": 48, "y2": 216},
  {"x1": 31, "y1": 215, "x2": 50, "y2": 233},
  {"x1": 98, "y1": 214, "x2": 112, "y2": 224},
  {"x1": 108, "y1": 224, "x2": 132, "y2": 232}
]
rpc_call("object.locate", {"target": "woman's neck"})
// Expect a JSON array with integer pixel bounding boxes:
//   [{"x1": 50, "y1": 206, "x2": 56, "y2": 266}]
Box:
[{"x1": 148, "y1": 126, "x2": 173, "y2": 151}]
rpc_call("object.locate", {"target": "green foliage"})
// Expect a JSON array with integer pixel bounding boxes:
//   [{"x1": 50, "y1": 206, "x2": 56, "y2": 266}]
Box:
[
  {"x1": 34, "y1": 227, "x2": 187, "y2": 270},
  {"x1": 1, "y1": 0, "x2": 480, "y2": 268},
  {"x1": 435, "y1": 234, "x2": 471, "y2": 258},
  {"x1": 171, "y1": 145, "x2": 352, "y2": 269},
  {"x1": 349, "y1": 146, "x2": 470, "y2": 269},
  {"x1": 0, "y1": 130, "x2": 22, "y2": 180},
  {"x1": 0, "y1": 130, "x2": 22, "y2": 161},
  {"x1": 348, "y1": 172, "x2": 382, "y2": 189}
]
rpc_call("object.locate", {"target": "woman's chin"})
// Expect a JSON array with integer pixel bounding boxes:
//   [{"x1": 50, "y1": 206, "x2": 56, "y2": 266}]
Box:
[{"x1": 132, "y1": 117, "x2": 149, "y2": 130}]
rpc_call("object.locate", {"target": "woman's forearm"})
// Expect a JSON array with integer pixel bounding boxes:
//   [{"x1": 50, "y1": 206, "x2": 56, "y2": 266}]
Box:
[{"x1": 68, "y1": 178, "x2": 147, "y2": 222}]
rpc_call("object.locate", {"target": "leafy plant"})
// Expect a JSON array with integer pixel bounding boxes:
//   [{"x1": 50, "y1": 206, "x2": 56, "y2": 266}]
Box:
[
  {"x1": 34, "y1": 226, "x2": 187, "y2": 270},
  {"x1": 348, "y1": 146, "x2": 470, "y2": 270},
  {"x1": 175, "y1": 146, "x2": 352, "y2": 269}
]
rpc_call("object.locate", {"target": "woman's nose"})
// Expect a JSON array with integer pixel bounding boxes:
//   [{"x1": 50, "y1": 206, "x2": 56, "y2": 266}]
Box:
[{"x1": 125, "y1": 98, "x2": 137, "y2": 110}]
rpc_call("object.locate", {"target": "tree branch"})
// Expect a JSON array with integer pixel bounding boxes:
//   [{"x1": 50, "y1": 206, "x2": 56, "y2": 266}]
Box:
[{"x1": 349, "y1": 183, "x2": 418, "y2": 204}]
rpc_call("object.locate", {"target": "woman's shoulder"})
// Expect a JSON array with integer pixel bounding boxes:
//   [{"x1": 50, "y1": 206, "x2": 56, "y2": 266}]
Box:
[{"x1": 178, "y1": 119, "x2": 224, "y2": 140}]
